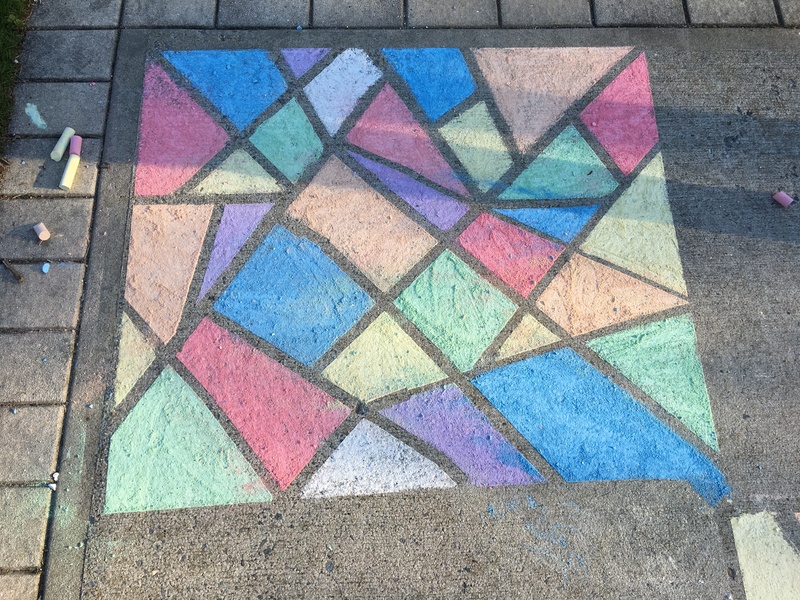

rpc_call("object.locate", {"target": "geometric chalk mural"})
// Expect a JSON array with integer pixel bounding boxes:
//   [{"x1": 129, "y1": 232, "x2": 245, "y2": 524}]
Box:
[{"x1": 108, "y1": 47, "x2": 728, "y2": 513}]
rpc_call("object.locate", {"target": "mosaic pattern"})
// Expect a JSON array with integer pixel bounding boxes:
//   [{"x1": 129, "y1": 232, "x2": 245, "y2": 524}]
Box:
[{"x1": 108, "y1": 47, "x2": 729, "y2": 514}]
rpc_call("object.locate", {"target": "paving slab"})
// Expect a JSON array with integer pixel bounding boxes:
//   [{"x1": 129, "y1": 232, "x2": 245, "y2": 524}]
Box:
[
  {"x1": 42, "y1": 28, "x2": 800, "y2": 600},
  {"x1": 9, "y1": 83, "x2": 110, "y2": 137},
  {"x1": 27, "y1": 0, "x2": 122, "y2": 28},
  {"x1": 408, "y1": 0, "x2": 498, "y2": 26},
  {"x1": 0, "y1": 332, "x2": 74, "y2": 405},
  {"x1": 0, "y1": 199, "x2": 92, "y2": 261},
  {"x1": 218, "y1": 0, "x2": 310, "y2": 27},
  {"x1": 313, "y1": 0, "x2": 402, "y2": 27},
  {"x1": 500, "y1": 0, "x2": 592, "y2": 27},
  {"x1": 0, "y1": 263, "x2": 84, "y2": 329},
  {"x1": 687, "y1": 0, "x2": 778, "y2": 24},
  {"x1": 0, "y1": 405, "x2": 63, "y2": 482},
  {"x1": 0, "y1": 573, "x2": 40, "y2": 600},
  {"x1": 781, "y1": 0, "x2": 800, "y2": 24},
  {"x1": 19, "y1": 31, "x2": 116, "y2": 82},
  {"x1": 0, "y1": 138, "x2": 101, "y2": 198},
  {"x1": 122, "y1": 0, "x2": 216, "y2": 26},
  {"x1": 0, "y1": 487, "x2": 51, "y2": 569},
  {"x1": 594, "y1": 0, "x2": 686, "y2": 24}
]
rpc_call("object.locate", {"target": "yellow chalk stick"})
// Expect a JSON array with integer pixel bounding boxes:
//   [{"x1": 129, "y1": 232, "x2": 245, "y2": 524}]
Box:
[
  {"x1": 50, "y1": 127, "x2": 76, "y2": 161},
  {"x1": 59, "y1": 154, "x2": 80, "y2": 191}
]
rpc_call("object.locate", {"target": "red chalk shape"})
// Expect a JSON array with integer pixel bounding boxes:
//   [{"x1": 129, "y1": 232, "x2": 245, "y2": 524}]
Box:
[
  {"x1": 773, "y1": 191, "x2": 794, "y2": 208},
  {"x1": 69, "y1": 135, "x2": 82, "y2": 156}
]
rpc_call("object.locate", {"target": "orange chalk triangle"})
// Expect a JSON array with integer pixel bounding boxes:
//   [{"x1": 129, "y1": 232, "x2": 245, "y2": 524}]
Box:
[
  {"x1": 125, "y1": 204, "x2": 213, "y2": 343},
  {"x1": 473, "y1": 47, "x2": 632, "y2": 153},
  {"x1": 536, "y1": 253, "x2": 686, "y2": 336}
]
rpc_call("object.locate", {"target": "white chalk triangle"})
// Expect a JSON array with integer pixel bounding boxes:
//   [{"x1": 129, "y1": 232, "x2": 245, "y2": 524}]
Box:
[{"x1": 301, "y1": 420, "x2": 456, "y2": 498}]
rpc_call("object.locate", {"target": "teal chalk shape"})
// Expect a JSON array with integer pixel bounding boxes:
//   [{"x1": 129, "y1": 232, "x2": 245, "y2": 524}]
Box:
[
  {"x1": 499, "y1": 126, "x2": 618, "y2": 200},
  {"x1": 495, "y1": 205, "x2": 599, "y2": 242},
  {"x1": 383, "y1": 48, "x2": 475, "y2": 121},
  {"x1": 250, "y1": 98, "x2": 323, "y2": 183},
  {"x1": 163, "y1": 50, "x2": 287, "y2": 130},
  {"x1": 472, "y1": 348, "x2": 729, "y2": 505}
]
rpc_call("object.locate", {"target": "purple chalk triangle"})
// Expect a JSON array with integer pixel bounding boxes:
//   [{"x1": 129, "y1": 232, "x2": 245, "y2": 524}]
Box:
[
  {"x1": 197, "y1": 203, "x2": 273, "y2": 301},
  {"x1": 349, "y1": 152, "x2": 468, "y2": 230},
  {"x1": 281, "y1": 48, "x2": 331, "y2": 78}
]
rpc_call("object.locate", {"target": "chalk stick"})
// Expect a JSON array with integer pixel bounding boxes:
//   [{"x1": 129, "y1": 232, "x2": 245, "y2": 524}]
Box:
[
  {"x1": 69, "y1": 135, "x2": 82, "y2": 157},
  {"x1": 33, "y1": 222, "x2": 51, "y2": 241},
  {"x1": 773, "y1": 191, "x2": 794, "y2": 208},
  {"x1": 50, "y1": 127, "x2": 76, "y2": 161},
  {"x1": 59, "y1": 154, "x2": 80, "y2": 191}
]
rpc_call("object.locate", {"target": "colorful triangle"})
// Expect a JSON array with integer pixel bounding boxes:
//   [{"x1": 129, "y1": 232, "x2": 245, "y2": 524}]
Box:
[
  {"x1": 163, "y1": 50, "x2": 287, "y2": 130},
  {"x1": 439, "y1": 101, "x2": 512, "y2": 192},
  {"x1": 346, "y1": 84, "x2": 470, "y2": 197},
  {"x1": 581, "y1": 153, "x2": 687, "y2": 295},
  {"x1": 134, "y1": 64, "x2": 228, "y2": 197},
  {"x1": 197, "y1": 203, "x2": 273, "y2": 301},
  {"x1": 301, "y1": 420, "x2": 456, "y2": 498},
  {"x1": 281, "y1": 48, "x2": 330, "y2": 78},
  {"x1": 536, "y1": 253, "x2": 687, "y2": 336},
  {"x1": 104, "y1": 366, "x2": 272, "y2": 514},
  {"x1": 496, "y1": 314, "x2": 560, "y2": 361},
  {"x1": 473, "y1": 47, "x2": 632, "y2": 153},
  {"x1": 382, "y1": 48, "x2": 475, "y2": 121},
  {"x1": 581, "y1": 53, "x2": 659, "y2": 176},
  {"x1": 193, "y1": 149, "x2": 280, "y2": 195},
  {"x1": 249, "y1": 98, "x2": 324, "y2": 183},
  {"x1": 125, "y1": 204, "x2": 213, "y2": 343},
  {"x1": 380, "y1": 384, "x2": 544, "y2": 487},
  {"x1": 112, "y1": 313, "x2": 155, "y2": 406},
  {"x1": 495, "y1": 205, "x2": 599, "y2": 242},
  {"x1": 349, "y1": 152, "x2": 468, "y2": 230},
  {"x1": 499, "y1": 126, "x2": 618, "y2": 200},
  {"x1": 322, "y1": 312, "x2": 447, "y2": 403},
  {"x1": 587, "y1": 315, "x2": 718, "y2": 450},
  {"x1": 472, "y1": 349, "x2": 729, "y2": 505}
]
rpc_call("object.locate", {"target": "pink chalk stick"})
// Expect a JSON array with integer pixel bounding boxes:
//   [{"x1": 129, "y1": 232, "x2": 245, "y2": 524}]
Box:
[
  {"x1": 773, "y1": 191, "x2": 794, "y2": 208},
  {"x1": 69, "y1": 135, "x2": 82, "y2": 156}
]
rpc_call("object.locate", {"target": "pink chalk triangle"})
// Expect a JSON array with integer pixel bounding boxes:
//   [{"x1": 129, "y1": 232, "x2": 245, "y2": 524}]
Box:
[
  {"x1": 134, "y1": 63, "x2": 229, "y2": 196},
  {"x1": 580, "y1": 53, "x2": 659, "y2": 176},
  {"x1": 198, "y1": 203, "x2": 274, "y2": 301},
  {"x1": 345, "y1": 84, "x2": 470, "y2": 197}
]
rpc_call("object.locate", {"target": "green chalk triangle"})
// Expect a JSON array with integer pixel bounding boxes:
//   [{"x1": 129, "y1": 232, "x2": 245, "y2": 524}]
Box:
[
  {"x1": 581, "y1": 153, "x2": 688, "y2": 295},
  {"x1": 104, "y1": 366, "x2": 272, "y2": 513},
  {"x1": 439, "y1": 101, "x2": 512, "y2": 192},
  {"x1": 194, "y1": 149, "x2": 280, "y2": 195},
  {"x1": 587, "y1": 315, "x2": 718, "y2": 450},
  {"x1": 250, "y1": 98, "x2": 324, "y2": 183},
  {"x1": 322, "y1": 312, "x2": 446, "y2": 403},
  {"x1": 499, "y1": 125, "x2": 618, "y2": 200}
]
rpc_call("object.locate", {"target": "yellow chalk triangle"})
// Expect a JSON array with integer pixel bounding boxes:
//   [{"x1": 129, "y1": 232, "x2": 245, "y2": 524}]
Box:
[
  {"x1": 194, "y1": 149, "x2": 280, "y2": 195},
  {"x1": 496, "y1": 314, "x2": 560, "y2": 361}
]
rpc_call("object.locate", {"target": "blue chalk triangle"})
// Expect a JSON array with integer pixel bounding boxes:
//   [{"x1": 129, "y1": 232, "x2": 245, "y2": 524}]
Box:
[
  {"x1": 383, "y1": 48, "x2": 475, "y2": 121},
  {"x1": 164, "y1": 50, "x2": 287, "y2": 130},
  {"x1": 495, "y1": 205, "x2": 599, "y2": 242}
]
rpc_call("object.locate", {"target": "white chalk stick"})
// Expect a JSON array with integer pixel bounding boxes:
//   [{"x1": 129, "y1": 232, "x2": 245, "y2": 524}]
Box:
[
  {"x1": 33, "y1": 222, "x2": 51, "y2": 241},
  {"x1": 50, "y1": 127, "x2": 76, "y2": 161},
  {"x1": 59, "y1": 154, "x2": 80, "y2": 191}
]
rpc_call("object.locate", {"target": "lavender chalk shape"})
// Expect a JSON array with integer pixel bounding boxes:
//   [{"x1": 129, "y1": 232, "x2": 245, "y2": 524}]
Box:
[
  {"x1": 198, "y1": 203, "x2": 273, "y2": 301},
  {"x1": 350, "y1": 152, "x2": 468, "y2": 230},
  {"x1": 381, "y1": 385, "x2": 543, "y2": 487},
  {"x1": 773, "y1": 191, "x2": 794, "y2": 208},
  {"x1": 281, "y1": 48, "x2": 330, "y2": 78}
]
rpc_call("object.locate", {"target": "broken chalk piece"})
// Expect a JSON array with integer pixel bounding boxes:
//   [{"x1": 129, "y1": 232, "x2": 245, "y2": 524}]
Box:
[
  {"x1": 59, "y1": 154, "x2": 80, "y2": 191},
  {"x1": 773, "y1": 191, "x2": 794, "y2": 208},
  {"x1": 42, "y1": 262, "x2": 50, "y2": 274},
  {"x1": 69, "y1": 135, "x2": 82, "y2": 157},
  {"x1": 33, "y1": 222, "x2": 51, "y2": 241},
  {"x1": 47, "y1": 483, "x2": 57, "y2": 491},
  {"x1": 50, "y1": 127, "x2": 76, "y2": 161}
]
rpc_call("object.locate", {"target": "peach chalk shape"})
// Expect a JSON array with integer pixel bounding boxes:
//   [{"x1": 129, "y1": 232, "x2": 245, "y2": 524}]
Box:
[
  {"x1": 536, "y1": 253, "x2": 686, "y2": 336},
  {"x1": 287, "y1": 156, "x2": 437, "y2": 292},
  {"x1": 125, "y1": 204, "x2": 213, "y2": 343},
  {"x1": 472, "y1": 47, "x2": 632, "y2": 153}
]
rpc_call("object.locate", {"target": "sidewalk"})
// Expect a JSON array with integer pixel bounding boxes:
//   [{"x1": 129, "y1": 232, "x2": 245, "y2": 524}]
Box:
[{"x1": 1, "y1": 3, "x2": 800, "y2": 600}]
